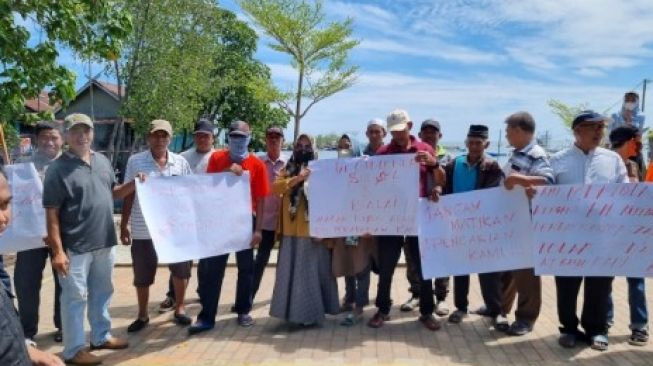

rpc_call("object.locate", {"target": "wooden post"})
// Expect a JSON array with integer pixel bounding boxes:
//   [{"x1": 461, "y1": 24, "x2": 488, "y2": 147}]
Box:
[{"x1": 0, "y1": 124, "x2": 10, "y2": 164}]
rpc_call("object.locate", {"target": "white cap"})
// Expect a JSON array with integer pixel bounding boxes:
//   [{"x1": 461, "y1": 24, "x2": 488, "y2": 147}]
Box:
[
  {"x1": 386, "y1": 109, "x2": 411, "y2": 132},
  {"x1": 367, "y1": 118, "x2": 386, "y2": 130}
]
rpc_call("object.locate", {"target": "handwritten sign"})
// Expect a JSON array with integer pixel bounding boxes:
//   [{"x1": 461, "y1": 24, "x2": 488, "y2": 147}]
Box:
[
  {"x1": 533, "y1": 183, "x2": 653, "y2": 277},
  {"x1": 418, "y1": 187, "x2": 533, "y2": 278},
  {"x1": 308, "y1": 154, "x2": 419, "y2": 237},
  {"x1": 136, "y1": 173, "x2": 252, "y2": 263},
  {"x1": 0, "y1": 163, "x2": 47, "y2": 254}
]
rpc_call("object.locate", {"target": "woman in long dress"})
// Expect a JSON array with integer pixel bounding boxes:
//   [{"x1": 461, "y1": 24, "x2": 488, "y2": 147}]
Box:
[{"x1": 269, "y1": 134, "x2": 339, "y2": 325}]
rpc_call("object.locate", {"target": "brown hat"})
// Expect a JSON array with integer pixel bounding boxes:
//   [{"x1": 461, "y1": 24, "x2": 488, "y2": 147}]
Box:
[
  {"x1": 149, "y1": 119, "x2": 173, "y2": 135},
  {"x1": 64, "y1": 113, "x2": 93, "y2": 131}
]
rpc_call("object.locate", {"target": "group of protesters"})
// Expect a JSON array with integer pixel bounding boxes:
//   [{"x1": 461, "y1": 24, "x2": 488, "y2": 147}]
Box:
[{"x1": 0, "y1": 91, "x2": 649, "y2": 365}]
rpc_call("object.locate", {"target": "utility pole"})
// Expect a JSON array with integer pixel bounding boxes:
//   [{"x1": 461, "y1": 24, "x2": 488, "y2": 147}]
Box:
[{"x1": 642, "y1": 78, "x2": 648, "y2": 112}]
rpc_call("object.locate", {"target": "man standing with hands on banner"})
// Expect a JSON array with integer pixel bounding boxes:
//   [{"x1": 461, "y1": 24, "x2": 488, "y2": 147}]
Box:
[
  {"x1": 551, "y1": 111, "x2": 628, "y2": 351},
  {"x1": 501, "y1": 112, "x2": 554, "y2": 336},
  {"x1": 121, "y1": 119, "x2": 193, "y2": 333},
  {"x1": 189, "y1": 120, "x2": 269, "y2": 335},
  {"x1": 367, "y1": 109, "x2": 445, "y2": 331},
  {"x1": 44, "y1": 113, "x2": 133, "y2": 365},
  {"x1": 436, "y1": 125, "x2": 506, "y2": 330},
  {"x1": 14, "y1": 121, "x2": 65, "y2": 343},
  {"x1": 158, "y1": 118, "x2": 216, "y2": 313}
]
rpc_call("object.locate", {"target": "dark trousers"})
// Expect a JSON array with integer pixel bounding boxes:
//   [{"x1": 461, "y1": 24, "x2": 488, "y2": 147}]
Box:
[
  {"x1": 197, "y1": 248, "x2": 254, "y2": 325},
  {"x1": 0, "y1": 255, "x2": 12, "y2": 295},
  {"x1": 14, "y1": 247, "x2": 62, "y2": 338},
  {"x1": 375, "y1": 236, "x2": 434, "y2": 316},
  {"x1": 502, "y1": 268, "x2": 542, "y2": 325},
  {"x1": 252, "y1": 230, "x2": 276, "y2": 300},
  {"x1": 344, "y1": 265, "x2": 371, "y2": 308},
  {"x1": 555, "y1": 276, "x2": 614, "y2": 337},
  {"x1": 404, "y1": 242, "x2": 449, "y2": 301},
  {"x1": 453, "y1": 271, "x2": 504, "y2": 316}
]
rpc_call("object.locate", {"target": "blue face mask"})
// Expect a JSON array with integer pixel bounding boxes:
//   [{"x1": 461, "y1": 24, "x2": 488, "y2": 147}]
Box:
[{"x1": 229, "y1": 136, "x2": 250, "y2": 162}]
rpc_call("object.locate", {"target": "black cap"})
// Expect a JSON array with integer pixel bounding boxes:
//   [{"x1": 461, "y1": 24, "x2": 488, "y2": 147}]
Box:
[
  {"x1": 420, "y1": 118, "x2": 441, "y2": 132},
  {"x1": 266, "y1": 126, "x2": 284, "y2": 137},
  {"x1": 193, "y1": 119, "x2": 214, "y2": 135},
  {"x1": 228, "y1": 120, "x2": 250, "y2": 137},
  {"x1": 571, "y1": 110, "x2": 607, "y2": 129},
  {"x1": 609, "y1": 125, "x2": 639, "y2": 147},
  {"x1": 467, "y1": 124, "x2": 489, "y2": 139}
]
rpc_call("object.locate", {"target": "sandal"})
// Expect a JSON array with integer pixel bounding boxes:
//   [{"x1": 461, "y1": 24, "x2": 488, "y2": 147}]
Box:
[
  {"x1": 590, "y1": 335, "x2": 609, "y2": 351},
  {"x1": 340, "y1": 313, "x2": 361, "y2": 327}
]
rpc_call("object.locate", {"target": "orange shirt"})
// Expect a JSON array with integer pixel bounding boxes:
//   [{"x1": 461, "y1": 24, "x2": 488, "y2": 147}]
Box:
[{"x1": 206, "y1": 150, "x2": 270, "y2": 212}]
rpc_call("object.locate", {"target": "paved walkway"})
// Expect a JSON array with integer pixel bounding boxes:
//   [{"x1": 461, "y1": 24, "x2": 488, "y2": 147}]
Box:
[{"x1": 9, "y1": 263, "x2": 653, "y2": 365}]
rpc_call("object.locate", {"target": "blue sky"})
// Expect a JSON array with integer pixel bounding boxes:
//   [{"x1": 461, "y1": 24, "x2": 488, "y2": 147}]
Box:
[{"x1": 55, "y1": 0, "x2": 653, "y2": 146}]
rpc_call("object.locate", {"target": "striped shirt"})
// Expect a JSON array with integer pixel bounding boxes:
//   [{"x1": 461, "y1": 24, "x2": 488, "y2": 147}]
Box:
[
  {"x1": 503, "y1": 141, "x2": 555, "y2": 184},
  {"x1": 124, "y1": 150, "x2": 192, "y2": 240}
]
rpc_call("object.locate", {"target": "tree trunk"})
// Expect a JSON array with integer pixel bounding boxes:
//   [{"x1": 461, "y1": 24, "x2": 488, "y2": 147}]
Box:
[
  {"x1": 293, "y1": 66, "x2": 304, "y2": 142},
  {"x1": 108, "y1": 60, "x2": 123, "y2": 166}
]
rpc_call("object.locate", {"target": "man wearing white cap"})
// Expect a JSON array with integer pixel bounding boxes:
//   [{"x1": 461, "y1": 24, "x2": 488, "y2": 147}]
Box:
[
  {"x1": 367, "y1": 109, "x2": 445, "y2": 331},
  {"x1": 363, "y1": 118, "x2": 386, "y2": 156}
]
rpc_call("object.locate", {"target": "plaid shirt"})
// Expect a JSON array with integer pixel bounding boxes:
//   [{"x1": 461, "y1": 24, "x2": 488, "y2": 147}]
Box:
[{"x1": 504, "y1": 141, "x2": 554, "y2": 184}]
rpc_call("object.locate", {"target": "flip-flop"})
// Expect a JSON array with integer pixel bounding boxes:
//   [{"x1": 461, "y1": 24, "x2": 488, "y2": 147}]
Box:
[{"x1": 590, "y1": 335, "x2": 609, "y2": 351}]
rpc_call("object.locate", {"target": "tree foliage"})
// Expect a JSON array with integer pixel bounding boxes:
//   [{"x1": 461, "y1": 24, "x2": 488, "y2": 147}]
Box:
[
  {"x1": 118, "y1": 0, "x2": 287, "y2": 146},
  {"x1": 0, "y1": 0, "x2": 132, "y2": 124},
  {"x1": 237, "y1": 0, "x2": 359, "y2": 141},
  {"x1": 548, "y1": 99, "x2": 589, "y2": 129}
]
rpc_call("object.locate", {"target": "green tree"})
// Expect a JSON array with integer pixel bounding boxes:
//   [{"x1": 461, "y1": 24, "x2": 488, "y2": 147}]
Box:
[
  {"x1": 0, "y1": 0, "x2": 132, "y2": 157},
  {"x1": 548, "y1": 99, "x2": 590, "y2": 128},
  {"x1": 237, "y1": 0, "x2": 359, "y2": 142},
  {"x1": 118, "y1": 0, "x2": 287, "y2": 153}
]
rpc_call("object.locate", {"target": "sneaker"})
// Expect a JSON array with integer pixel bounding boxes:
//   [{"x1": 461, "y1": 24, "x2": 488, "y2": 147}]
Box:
[
  {"x1": 494, "y1": 315, "x2": 510, "y2": 332},
  {"x1": 400, "y1": 296, "x2": 419, "y2": 312},
  {"x1": 158, "y1": 297, "x2": 175, "y2": 314},
  {"x1": 188, "y1": 319, "x2": 214, "y2": 335},
  {"x1": 367, "y1": 312, "x2": 390, "y2": 328},
  {"x1": 66, "y1": 350, "x2": 102, "y2": 365},
  {"x1": 173, "y1": 313, "x2": 192, "y2": 326},
  {"x1": 434, "y1": 301, "x2": 450, "y2": 316},
  {"x1": 471, "y1": 305, "x2": 493, "y2": 317},
  {"x1": 419, "y1": 314, "x2": 442, "y2": 331},
  {"x1": 629, "y1": 329, "x2": 649, "y2": 346},
  {"x1": 448, "y1": 309, "x2": 468, "y2": 324},
  {"x1": 53, "y1": 329, "x2": 63, "y2": 343},
  {"x1": 127, "y1": 318, "x2": 149, "y2": 333},
  {"x1": 339, "y1": 302, "x2": 354, "y2": 313},
  {"x1": 90, "y1": 337, "x2": 129, "y2": 350},
  {"x1": 237, "y1": 314, "x2": 255, "y2": 327},
  {"x1": 508, "y1": 320, "x2": 533, "y2": 336}
]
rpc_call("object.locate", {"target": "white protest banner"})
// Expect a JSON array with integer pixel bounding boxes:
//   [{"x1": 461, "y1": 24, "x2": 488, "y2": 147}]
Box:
[
  {"x1": 418, "y1": 187, "x2": 533, "y2": 279},
  {"x1": 136, "y1": 173, "x2": 252, "y2": 263},
  {"x1": 533, "y1": 183, "x2": 653, "y2": 277},
  {"x1": 308, "y1": 154, "x2": 419, "y2": 237},
  {"x1": 0, "y1": 163, "x2": 47, "y2": 254}
]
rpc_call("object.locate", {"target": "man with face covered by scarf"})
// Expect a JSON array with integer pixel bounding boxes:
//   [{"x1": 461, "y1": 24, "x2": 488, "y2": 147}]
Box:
[{"x1": 189, "y1": 121, "x2": 270, "y2": 335}]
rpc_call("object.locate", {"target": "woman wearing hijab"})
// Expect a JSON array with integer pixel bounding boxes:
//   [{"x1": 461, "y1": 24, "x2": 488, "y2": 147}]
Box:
[{"x1": 269, "y1": 134, "x2": 339, "y2": 325}]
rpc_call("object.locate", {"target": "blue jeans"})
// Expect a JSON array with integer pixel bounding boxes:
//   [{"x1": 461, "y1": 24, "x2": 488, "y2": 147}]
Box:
[
  {"x1": 607, "y1": 277, "x2": 648, "y2": 330},
  {"x1": 58, "y1": 247, "x2": 115, "y2": 360},
  {"x1": 196, "y1": 248, "x2": 254, "y2": 325}
]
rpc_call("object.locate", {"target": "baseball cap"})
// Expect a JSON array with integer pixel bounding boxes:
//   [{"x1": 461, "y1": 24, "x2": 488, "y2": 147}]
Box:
[
  {"x1": 386, "y1": 109, "x2": 411, "y2": 132},
  {"x1": 149, "y1": 119, "x2": 173, "y2": 135},
  {"x1": 228, "y1": 120, "x2": 250, "y2": 137},
  {"x1": 193, "y1": 119, "x2": 214, "y2": 135},
  {"x1": 571, "y1": 110, "x2": 608, "y2": 129},
  {"x1": 266, "y1": 126, "x2": 284, "y2": 137},
  {"x1": 367, "y1": 118, "x2": 386, "y2": 130},
  {"x1": 420, "y1": 118, "x2": 441, "y2": 132},
  {"x1": 64, "y1": 113, "x2": 93, "y2": 130}
]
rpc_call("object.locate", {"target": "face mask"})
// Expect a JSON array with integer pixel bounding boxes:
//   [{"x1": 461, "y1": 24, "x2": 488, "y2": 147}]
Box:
[
  {"x1": 228, "y1": 136, "x2": 250, "y2": 163},
  {"x1": 624, "y1": 102, "x2": 637, "y2": 111},
  {"x1": 294, "y1": 148, "x2": 314, "y2": 163}
]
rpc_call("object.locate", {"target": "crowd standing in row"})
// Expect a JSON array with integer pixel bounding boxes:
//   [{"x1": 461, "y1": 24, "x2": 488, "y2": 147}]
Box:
[{"x1": 0, "y1": 91, "x2": 649, "y2": 365}]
